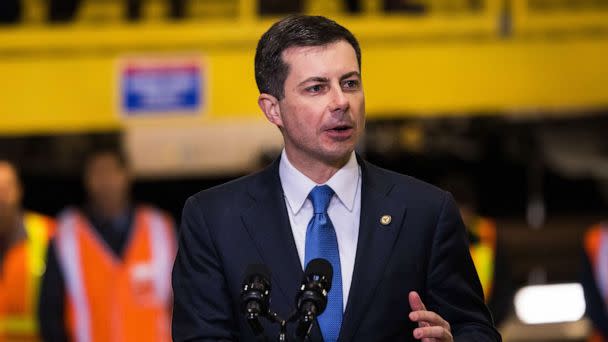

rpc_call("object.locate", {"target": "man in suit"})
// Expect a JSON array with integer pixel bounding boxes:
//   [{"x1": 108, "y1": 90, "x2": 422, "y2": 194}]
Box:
[{"x1": 172, "y1": 15, "x2": 501, "y2": 341}]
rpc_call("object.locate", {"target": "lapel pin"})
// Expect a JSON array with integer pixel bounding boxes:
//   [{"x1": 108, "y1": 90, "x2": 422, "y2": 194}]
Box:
[{"x1": 380, "y1": 215, "x2": 392, "y2": 226}]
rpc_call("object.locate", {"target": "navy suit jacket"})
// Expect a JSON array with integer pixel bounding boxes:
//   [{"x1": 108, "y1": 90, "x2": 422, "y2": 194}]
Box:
[{"x1": 172, "y1": 156, "x2": 501, "y2": 341}]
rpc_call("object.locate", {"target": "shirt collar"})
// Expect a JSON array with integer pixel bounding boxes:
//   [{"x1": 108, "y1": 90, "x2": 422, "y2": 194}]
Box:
[
  {"x1": 279, "y1": 149, "x2": 360, "y2": 215},
  {"x1": 86, "y1": 205, "x2": 133, "y2": 232}
]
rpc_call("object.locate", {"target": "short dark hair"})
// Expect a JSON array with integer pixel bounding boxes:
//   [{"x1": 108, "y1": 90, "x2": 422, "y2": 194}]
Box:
[{"x1": 254, "y1": 15, "x2": 362, "y2": 99}]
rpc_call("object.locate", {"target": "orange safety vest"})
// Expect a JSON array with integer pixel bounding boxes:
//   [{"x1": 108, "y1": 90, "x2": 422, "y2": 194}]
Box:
[
  {"x1": 468, "y1": 217, "x2": 497, "y2": 302},
  {"x1": 0, "y1": 212, "x2": 55, "y2": 342},
  {"x1": 55, "y1": 206, "x2": 176, "y2": 342},
  {"x1": 584, "y1": 223, "x2": 608, "y2": 342}
]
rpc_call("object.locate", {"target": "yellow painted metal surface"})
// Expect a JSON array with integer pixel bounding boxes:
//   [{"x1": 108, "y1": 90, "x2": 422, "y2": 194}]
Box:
[{"x1": 0, "y1": 0, "x2": 607, "y2": 135}]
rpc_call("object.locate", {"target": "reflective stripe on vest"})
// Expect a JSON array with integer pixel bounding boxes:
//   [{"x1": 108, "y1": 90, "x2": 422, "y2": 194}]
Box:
[
  {"x1": 470, "y1": 245, "x2": 494, "y2": 300},
  {"x1": 1, "y1": 316, "x2": 36, "y2": 334},
  {"x1": 23, "y1": 213, "x2": 49, "y2": 326},
  {"x1": 55, "y1": 207, "x2": 173, "y2": 342},
  {"x1": 595, "y1": 226, "x2": 608, "y2": 303},
  {"x1": 56, "y1": 210, "x2": 91, "y2": 342},
  {"x1": 148, "y1": 210, "x2": 172, "y2": 304}
]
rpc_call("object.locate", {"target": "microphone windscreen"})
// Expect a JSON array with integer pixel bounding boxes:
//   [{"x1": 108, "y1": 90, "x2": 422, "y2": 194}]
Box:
[{"x1": 304, "y1": 258, "x2": 333, "y2": 289}]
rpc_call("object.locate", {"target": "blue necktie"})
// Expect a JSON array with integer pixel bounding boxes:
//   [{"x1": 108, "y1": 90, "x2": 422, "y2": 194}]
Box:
[{"x1": 304, "y1": 185, "x2": 343, "y2": 342}]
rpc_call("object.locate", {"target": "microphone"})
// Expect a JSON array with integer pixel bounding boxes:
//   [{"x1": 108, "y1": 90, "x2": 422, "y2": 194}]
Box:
[
  {"x1": 294, "y1": 258, "x2": 333, "y2": 339},
  {"x1": 241, "y1": 264, "x2": 272, "y2": 336}
]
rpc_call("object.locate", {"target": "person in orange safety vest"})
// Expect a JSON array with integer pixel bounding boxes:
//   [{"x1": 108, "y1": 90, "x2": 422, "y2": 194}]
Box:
[
  {"x1": 582, "y1": 222, "x2": 608, "y2": 342},
  {"x1": 0, "y1": 160, "x2": 55, "y2": 342},
  {"x1": 38, "y1": 148, "x2": 176, "y2": 342}
]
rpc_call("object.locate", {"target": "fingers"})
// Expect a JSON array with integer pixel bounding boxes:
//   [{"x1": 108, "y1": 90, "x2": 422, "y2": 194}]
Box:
[
  {"x1": 408, "y1": 291, "x2": 427, "y2": 311},
  {"x1": 408, "y1": 291, "x2": 452, "y2": 341},
  {"x1": 413, "y1": 326, "x2": 454, "y2": 341},
  {"x1": 409, "y1": 311, "x2": 450, "y2": 331},
  {"x1": 408, "y1": 291, "x2": 429, "y2": 327}
]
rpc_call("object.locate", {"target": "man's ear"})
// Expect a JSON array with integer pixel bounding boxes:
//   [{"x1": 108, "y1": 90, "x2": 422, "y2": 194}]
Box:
[{"x1": 258, "y1": 93, "x2": 283, "y2": 128}]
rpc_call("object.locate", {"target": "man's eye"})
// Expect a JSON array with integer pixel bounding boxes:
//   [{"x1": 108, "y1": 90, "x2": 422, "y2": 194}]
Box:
[
  {"x1": 343, "y1": 80, "x2": 360, "y2": 89},
  {"x1": 306, "y1": 84, "x2": 324, "y2": 93}
]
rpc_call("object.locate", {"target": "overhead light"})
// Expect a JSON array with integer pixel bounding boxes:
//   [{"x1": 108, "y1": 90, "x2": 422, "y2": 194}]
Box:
[{"x1": 514, "y1": 283, "x2": 586, "y2": 324}]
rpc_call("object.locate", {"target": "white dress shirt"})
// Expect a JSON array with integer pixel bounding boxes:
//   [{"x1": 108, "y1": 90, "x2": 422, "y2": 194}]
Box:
[{"x1": 279, "y1": 150, "x2": 361, "y2": 311}]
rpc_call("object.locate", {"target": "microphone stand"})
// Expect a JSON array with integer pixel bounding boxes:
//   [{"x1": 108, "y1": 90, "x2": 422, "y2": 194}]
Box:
[
  {"x1": 266, "y1": 310, "x2": 288, "y2": 342},
  {"x1": 262, "y1": 309, "x2": 311, "y2": 342}
]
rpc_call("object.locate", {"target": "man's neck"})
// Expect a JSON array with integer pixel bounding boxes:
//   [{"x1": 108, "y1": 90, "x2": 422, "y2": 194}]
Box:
[
  {"x1": 90, "y1": 200, "x2": 130, "y2": 222},
  {"x1": 0, "y1": 212, "x2": 22, "y2": 253},
  {"x1": 284, "y1": 147, "x2": 351, "y2": 184}
]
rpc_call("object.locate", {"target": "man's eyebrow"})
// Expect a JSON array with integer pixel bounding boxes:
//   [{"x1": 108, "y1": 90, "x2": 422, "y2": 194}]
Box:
[
  {"x1": 298, "y1": 77, "x2": 329, "y2": 87},
  {"x1": 340, "y1": 71, "x2": 361, "y2": 81}
]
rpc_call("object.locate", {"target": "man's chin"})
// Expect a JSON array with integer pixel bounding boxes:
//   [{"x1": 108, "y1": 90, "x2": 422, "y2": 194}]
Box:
[
  {"x1": 0, "y1": 213, "x2": 15, "y2": 227},
  {"x1": 317, "y1": 147, "x2": 355, "y2": 166}
]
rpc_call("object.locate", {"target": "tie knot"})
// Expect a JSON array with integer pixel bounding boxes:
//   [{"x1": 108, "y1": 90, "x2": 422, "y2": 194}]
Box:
[{"x1": 308, "y1": 185, "x2": 334, "y2": 214}]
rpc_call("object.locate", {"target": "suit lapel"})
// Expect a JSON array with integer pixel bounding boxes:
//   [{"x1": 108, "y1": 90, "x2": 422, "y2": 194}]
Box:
[
  {"x1": 339, "y1": 159, "x2": 408, "y2": 341},
  {"x1": 240, "y1": 159, "x2": 304, "y2": 309}
]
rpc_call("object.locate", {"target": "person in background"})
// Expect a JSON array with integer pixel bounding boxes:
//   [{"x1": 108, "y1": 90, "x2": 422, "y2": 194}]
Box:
[
  {"x1": 441, "y1": 174, "x2": 513, "y2": 327},
  {"x1": 38, "y1": 148, "x2": 176, "y2": 342},
  {"x1": 581, "y1": 221, "x2": 608, "y2": 342},
  {"x1": 0, "y1": 160, "x2": 55, "y2": 341}
]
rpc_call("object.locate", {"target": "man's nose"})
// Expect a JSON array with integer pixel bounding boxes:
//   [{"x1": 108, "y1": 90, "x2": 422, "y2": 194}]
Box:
[{"x1": 329, "y1": 86, "x2": 349, "y2": 113}]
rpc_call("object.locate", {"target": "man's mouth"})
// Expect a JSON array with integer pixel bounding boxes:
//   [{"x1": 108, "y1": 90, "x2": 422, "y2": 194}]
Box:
[
  {"x1": 325, "y1": 124, "x2": 355, "y2": 140},
  {"x1": 327, "y1": 124, "x2": 353, "y2": 132}
]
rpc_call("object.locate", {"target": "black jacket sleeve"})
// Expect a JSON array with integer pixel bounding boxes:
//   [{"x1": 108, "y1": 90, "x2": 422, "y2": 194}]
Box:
[
  {"x1": 171, "y1": 196, "x2": 238, "y2": 341},
  {"x1": 38, "y1": 240, "x2": 69, "y2": 342}
]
